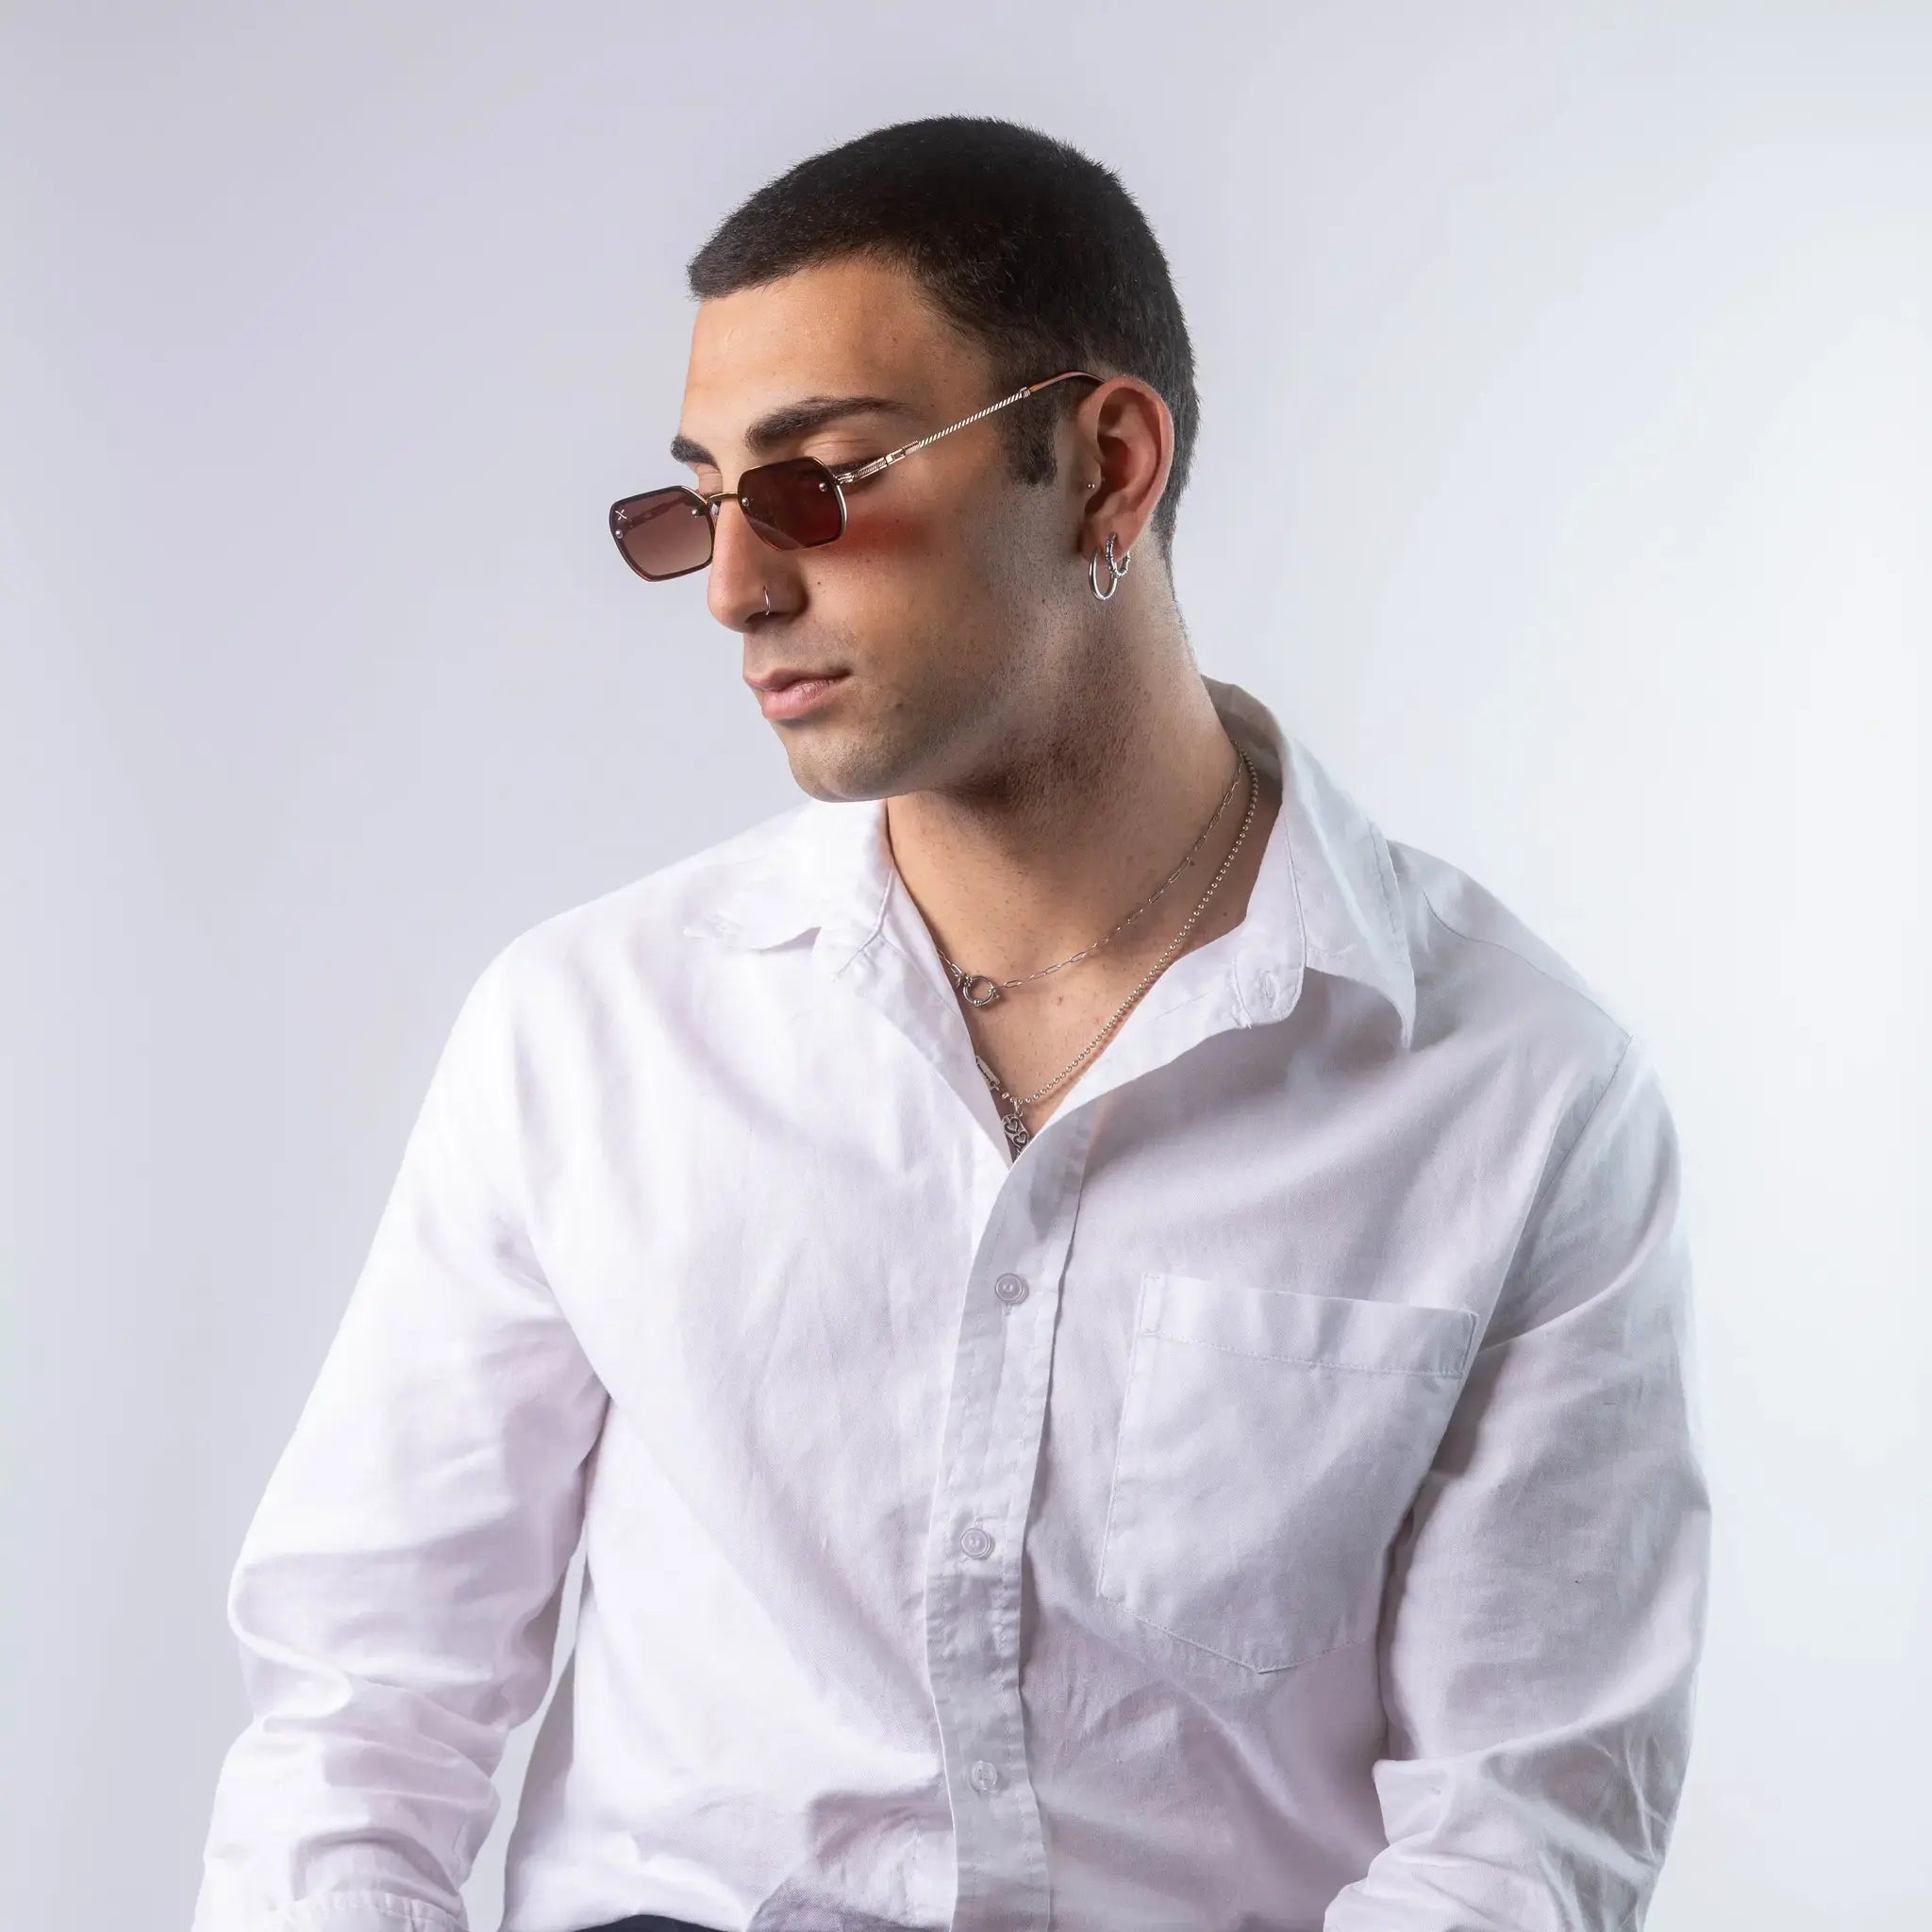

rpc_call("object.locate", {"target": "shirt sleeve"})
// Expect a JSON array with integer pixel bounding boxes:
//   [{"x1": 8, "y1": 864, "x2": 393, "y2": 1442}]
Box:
[
  {"x1": 1323, "y1": 1030, "x2": 1712, "y2": 1932},
  {"x1": 191, "y1": 943, "x2": 611, "y2": 1932}
]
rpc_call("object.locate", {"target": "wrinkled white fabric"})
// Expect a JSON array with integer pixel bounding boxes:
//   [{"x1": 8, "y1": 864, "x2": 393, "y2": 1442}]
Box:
[{"x1": 192, "y1": 676, "x2": 1709, "y2": 1932}]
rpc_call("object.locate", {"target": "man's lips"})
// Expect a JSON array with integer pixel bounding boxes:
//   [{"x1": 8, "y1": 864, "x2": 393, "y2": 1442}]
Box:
[
  {"x1": 744, "y1": 668, "x2": 850, "y2": 691},
  {"x1": 754, "y1": 672, "x2": 849, "y2": 720}
]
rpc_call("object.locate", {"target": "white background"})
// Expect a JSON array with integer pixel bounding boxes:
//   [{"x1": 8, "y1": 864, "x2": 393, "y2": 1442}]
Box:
[{"x1": 4, "y1": 4, "x2": 1925, "y2": 1926}]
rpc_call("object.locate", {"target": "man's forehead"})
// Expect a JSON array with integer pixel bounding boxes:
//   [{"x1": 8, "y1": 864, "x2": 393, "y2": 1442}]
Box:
[{"x1": 674, "y1": 259, "x2": 965, "y2": 458}]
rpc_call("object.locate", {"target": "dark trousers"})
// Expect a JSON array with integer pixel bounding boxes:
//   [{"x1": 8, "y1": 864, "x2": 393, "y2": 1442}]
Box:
[{"x1": 575, "y1": 1917, "x2": 725, "y2": 1932}]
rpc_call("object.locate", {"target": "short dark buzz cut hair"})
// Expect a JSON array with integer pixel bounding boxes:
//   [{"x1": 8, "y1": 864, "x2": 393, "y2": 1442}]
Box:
[{"x1": 685, "y1": 115, "x2": 1200, "y2": 562}]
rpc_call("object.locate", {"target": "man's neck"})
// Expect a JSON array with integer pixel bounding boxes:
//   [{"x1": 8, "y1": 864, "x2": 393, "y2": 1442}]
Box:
[{"x1": 882, "y1": 662, "x2": 1277, "y2": 987}]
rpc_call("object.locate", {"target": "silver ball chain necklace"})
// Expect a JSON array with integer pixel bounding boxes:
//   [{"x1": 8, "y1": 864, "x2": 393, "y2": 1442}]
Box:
[
  {"x1": 936, "y1": 746, "x2": 1248, "y2": 1009},
  {"x1": 936, "y1": 741, "x2": 1260, "y2": 1156}
]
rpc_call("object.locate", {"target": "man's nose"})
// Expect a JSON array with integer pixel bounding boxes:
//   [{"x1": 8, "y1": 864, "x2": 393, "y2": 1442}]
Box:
[{"x1": 705, "y1": 496, "x2": 779, "y2": 630}]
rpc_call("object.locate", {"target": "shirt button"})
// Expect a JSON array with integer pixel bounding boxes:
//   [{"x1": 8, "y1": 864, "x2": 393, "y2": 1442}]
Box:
[
  {"x1": 968, "y1": 1758, "x2": 1002, "y2": 1793},
  {"x1": 958, "y1": 1524, "x2": 994, "y2": 1559},
  {"x1": 994, "y1": 1273, "x2": 1029, "y2": 1305}
]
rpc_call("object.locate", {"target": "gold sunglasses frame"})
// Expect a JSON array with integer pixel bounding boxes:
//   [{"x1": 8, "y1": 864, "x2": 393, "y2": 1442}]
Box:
[{"x1": 610, "y1": 368, "x2": 1102, "y2": 581}]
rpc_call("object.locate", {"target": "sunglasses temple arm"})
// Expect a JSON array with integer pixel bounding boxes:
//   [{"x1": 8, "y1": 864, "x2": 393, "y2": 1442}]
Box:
[{"x1": 834, "y1": 370, "x2": 1098, "y2": 486}]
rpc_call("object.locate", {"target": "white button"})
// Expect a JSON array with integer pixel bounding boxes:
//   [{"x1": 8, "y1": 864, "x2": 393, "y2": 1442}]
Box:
[
  {"x1": 968, "y1": 1758, "x2": 1002, "y2": 1793},
  {"x1": 994, "y1": 1273, "x2": 1029, "y2": 1305},
  {"x1": 958, "y1": 1524, "x2": 994, "y2": 1559}
]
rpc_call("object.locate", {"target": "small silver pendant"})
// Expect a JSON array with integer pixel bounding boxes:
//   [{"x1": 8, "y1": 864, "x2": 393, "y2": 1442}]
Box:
[
  {"x1": 974, "y1": 1052, "x2": 1030, "y2": 1152},
  {"x1": 958, "y1": 972, "x2": 1001, "y2": 1008}
]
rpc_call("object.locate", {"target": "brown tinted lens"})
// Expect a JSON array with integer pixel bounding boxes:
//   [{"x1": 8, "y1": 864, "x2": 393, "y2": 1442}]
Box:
[
  {"x1": 739, "y1": 458, "x2": 845, "y2": 551},
  {"x1": 611, "y1": 488, "x2": 712, "y2": 579}
]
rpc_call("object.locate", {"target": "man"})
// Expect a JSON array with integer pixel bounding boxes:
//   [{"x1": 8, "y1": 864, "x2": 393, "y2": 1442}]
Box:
[{"x1": 194, "y1": 116, "x2": 1710, "y2": 1932}]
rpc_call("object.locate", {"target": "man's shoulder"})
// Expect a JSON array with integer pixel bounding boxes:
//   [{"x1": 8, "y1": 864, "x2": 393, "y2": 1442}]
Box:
[
  {"x1": 1387, "y1": 835, "x2": 1636, "y2": 1097},
  {"x1": 478, "y1": 802, "x2": 808, "y2": 1006}
]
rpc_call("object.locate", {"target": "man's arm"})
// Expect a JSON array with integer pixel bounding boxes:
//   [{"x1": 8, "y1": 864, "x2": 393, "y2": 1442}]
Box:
[
  {"x1": 192, "y1": 944, "x2": 610, "y2": 1932},
  {"x1": 1324, "y1": 1031, "x2": 1712, "y2": 1931}
]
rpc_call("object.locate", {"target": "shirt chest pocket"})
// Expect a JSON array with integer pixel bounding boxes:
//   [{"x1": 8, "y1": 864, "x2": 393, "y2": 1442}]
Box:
[{"x1": 1096, "y1": 1272, "x2": 1478, "y2": 1674}]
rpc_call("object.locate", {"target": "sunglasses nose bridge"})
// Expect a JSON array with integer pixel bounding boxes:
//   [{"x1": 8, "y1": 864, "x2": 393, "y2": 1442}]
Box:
[{"x1": 708, "y1": 489, "x2": 770, "y2": 559}]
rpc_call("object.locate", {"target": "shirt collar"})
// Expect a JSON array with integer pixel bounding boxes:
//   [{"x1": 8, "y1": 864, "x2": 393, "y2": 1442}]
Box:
[{"x1": 683, "y1": 675, "x2": 1416, "y2": 1049}]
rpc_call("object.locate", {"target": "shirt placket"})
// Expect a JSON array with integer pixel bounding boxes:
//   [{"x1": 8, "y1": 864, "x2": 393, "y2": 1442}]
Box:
[
  {"x1": 922, "y1": 1114, "x2": 1097, "y2": 1932},
  {"x1": 830, "y1": 886, "x2": 1229, "y2": 1928}
]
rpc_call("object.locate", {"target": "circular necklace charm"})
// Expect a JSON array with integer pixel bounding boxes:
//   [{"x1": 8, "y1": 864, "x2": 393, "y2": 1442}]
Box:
[{"x1": 958, "y1": 973, "x2": 1001, "y2": 1008}]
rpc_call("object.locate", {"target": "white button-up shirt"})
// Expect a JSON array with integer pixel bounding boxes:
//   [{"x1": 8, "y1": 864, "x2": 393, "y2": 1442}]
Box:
[{"x1": 193, "y1": 675, "x2": 1710, "y2": 1932}]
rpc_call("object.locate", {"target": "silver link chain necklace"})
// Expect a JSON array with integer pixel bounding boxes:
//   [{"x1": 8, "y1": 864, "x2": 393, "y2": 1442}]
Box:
[
  {"x1": 947, "y1": 741, "x2": 1259, "y2": 1155},
  {"x1": 934, "y1": 743, "x2": 1248, "y2": 1009}
]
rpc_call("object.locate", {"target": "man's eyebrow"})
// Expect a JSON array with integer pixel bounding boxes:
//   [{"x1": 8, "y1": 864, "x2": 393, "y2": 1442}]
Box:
[{"x1": 669, "y1": 393, "x2": 919, "y2": 468}]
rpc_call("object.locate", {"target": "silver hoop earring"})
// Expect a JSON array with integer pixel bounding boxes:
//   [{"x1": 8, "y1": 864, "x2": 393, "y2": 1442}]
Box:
[
  {"x1": 1089, "y1": 531, "x2": 1132, "y2": 602},
  {"x1": 762, "y1": 585, "x2": 772, "y2": 616}
]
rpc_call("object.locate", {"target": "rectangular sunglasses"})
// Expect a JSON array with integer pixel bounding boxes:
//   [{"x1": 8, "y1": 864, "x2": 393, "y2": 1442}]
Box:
[{"x1": 609, "y1": 369, "x2": 1100, "y2": 581}]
